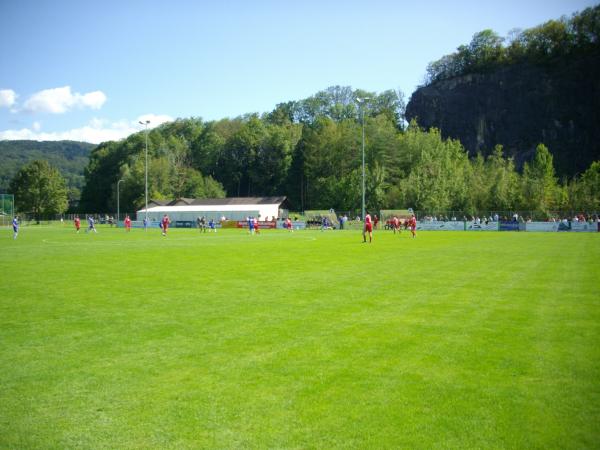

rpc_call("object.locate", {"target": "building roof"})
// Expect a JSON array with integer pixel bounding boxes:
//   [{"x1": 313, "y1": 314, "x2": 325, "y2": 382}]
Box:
[{"x1": 145, "y1": 196, "x2": 289, "y2": 210}]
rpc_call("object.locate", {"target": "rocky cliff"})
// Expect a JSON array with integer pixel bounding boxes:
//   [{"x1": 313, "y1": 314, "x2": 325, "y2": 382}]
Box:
[{"x1": 405, "y1": 53, "x2": 600, "y2": 176}]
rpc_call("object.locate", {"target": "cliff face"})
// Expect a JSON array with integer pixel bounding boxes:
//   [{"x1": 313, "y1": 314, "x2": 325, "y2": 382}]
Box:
[{"x1": 405, "y1": 54, "x2": 600, "y2": 176}]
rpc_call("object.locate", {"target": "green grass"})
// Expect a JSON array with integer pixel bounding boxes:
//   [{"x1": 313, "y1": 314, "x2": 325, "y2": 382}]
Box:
[{"x1": 1, "y1": 226, "x2": 599, "y2": 449}]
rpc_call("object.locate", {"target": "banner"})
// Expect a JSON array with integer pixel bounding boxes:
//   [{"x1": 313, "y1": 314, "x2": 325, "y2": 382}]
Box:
[
  {"x1": 175, "y1": 221, "x2": 193, "y2": 228},
  {"x1": 236, "y1": 220, "x2": 278, "y2": 229},
  {"x1": 499, "y1": 221, "x2": 519, "y2": 231},
  {"x1": 416, "y1": 221, "x2": 465, "y2": 231},
  {"x1": 466, "y1": 221, "x2": 499, "y2": 231},
  {"x1": 525, "y1": 222, "x2": 559, "y2": 232},
  {"x1": 277, "y1": 220, "x2": 306, "y2": 230},
  {"x1": 570, "y1": 221, "x2": 598, "y2": 232}
]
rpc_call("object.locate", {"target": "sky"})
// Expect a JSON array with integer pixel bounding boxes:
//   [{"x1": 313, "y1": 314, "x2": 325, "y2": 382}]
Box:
[{"x1": 0, "y1": 0, "x2": 596, "y2": 144}]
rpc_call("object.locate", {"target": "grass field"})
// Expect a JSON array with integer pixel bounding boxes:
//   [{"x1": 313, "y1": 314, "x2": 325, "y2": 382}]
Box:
[{"x1": 1, "y1": 225, "x2": 599, "y2": 449}]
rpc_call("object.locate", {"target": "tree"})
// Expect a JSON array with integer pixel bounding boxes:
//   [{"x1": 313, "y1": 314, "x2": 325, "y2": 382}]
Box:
[
  {"x1": 568, "y1": 161, "x2": 600, "y2": 211},
  {"x1": 485, "y1": 145, "x2": 521, "y2": 211},
  {"x1": 522, "y1": 144, "x2": 560, "y2": 216},
  {"x1": 398, "y1": 127, "x2": 470, "y2": 212},
  {"x1": 9, "y1": 160, "x2": 68, "y2": 220},
  {"x1": 468, "y1": 29, "x2": 505, "y2": 68}
]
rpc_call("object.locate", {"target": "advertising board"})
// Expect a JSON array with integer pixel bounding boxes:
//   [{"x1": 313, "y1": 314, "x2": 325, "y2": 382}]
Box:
[
  {"x1": 499, "y1": 221, "x2": 519, "y2": 231},
  {"x1": 466, "y1": 221, "x2": 499, "y2": 231},
  {"x1": 525, "y1": 222, "x2": 559, "y2": 232},
  {"x1": 570, "y1": 221, "x2": 598, "y2": 232},
  {"x1": 416, "y1": 221, "x2": 465, "y2": 231},
  {"x1": 236, "y1": 220, "x2": 278, "y2": 229}
]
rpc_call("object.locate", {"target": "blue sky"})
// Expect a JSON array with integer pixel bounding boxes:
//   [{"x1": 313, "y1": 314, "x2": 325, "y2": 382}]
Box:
[{"x1": 0, "y1": 0, "x2": 596, "y2": 143}]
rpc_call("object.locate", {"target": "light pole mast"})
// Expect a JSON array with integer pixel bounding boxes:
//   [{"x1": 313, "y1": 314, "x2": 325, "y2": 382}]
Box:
[
  {"x1": 139, "y1": 120, "x2": 150, "y2": 222},
  {"x1": 356, "y1": 97, "x2": 370, "y2": 221},
  {"x1": 117, "y1": 179, "x2": 124, "y2": 225}
]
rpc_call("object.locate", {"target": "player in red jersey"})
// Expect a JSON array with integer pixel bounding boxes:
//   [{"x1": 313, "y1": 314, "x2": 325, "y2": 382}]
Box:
[
  {"x1": 254, "y1": 217, "x2": 260, "y2": 234},
  {"x1": 409, "y1": 214, "x2": 417, "y2": 238},
  {"x1": 286, "y1": 217, "x2": 293, "y2": 232},
  {"x1": 74, "y1": 216, "x2": 81, "y2": 233},
  {"x1": 161, "y1": 214, "x2": 170, "y2": 236},
  {"x1": 363, "y1": 211, "x2": 373, "y2": 243},
  {"x1": 124, "y1": 215, "x2": 132, "y2": 232}
]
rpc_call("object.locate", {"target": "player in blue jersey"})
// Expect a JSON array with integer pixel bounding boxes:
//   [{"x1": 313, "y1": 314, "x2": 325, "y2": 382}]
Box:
[
  {"x1": 12, "y1": 216, "x2": 19, "y2": 239},
  {"x1": 86, "y1": 215, "x2": 97, "y2": 233},
  {"x1": 248, "y1": 216, "x2": 255, "y2": 235},
  {"x1": 208, "y1": 218, "x2": 216, "y2": 232}
]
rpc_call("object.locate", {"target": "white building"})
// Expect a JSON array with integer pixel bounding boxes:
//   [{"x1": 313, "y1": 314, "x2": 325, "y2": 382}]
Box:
[{"x1": 136, "y1": 196, "x2": 290, "y2": 222}]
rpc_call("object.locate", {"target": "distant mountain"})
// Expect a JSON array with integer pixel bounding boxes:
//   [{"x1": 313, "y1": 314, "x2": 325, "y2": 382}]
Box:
[{"x1": 0, "y1": 140, "x2": 95, "y2": 197}]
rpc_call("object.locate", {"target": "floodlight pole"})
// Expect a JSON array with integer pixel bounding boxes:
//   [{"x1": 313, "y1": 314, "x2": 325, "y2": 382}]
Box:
[
  {"x1": 356, "y1": 97, "x2": 371, "y2": 221},
  {"x1": 117, "y1": 179, "x2": 124, "y2": 226},
  {"x1": 139, "y1": 120, "x2": 150, "y2": 221}
]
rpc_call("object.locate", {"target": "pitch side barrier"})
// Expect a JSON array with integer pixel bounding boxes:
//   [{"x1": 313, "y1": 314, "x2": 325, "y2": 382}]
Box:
[
  {"x1": 277, "y1": 220, "x2": 306, "y2": 230},
  {"x1": 413, "y1": 220, "x2": 598, "y2": 232},
  {"x1": 525, "y1": 221, "x2": 598, "y2": 232},
  {"x1": 118, "y1": 220, "x2": 161, "y2": 228},
  {"x1": 415, "y1": 220, "x2": 499, "y2": 231}
]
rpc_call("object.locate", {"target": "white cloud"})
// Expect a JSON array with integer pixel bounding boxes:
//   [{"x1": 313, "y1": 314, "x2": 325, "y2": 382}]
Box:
[
  {"x1": 136, "y1": 114, "x2": 173, "y2": 127},
  {"x1": 0, "y1": 89, "x2": 17, "y2": 108},
  {"x1": 0, "y1": 114, "x2": 173, "y2": 144},
  {"x1": 22, "y1": 86, "x2": 107, "y2": 114}
]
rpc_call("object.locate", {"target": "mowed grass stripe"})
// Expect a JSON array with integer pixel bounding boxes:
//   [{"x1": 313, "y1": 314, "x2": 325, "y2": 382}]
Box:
[{"x1": 1, "y1": 227, "x2": 599, "y2": 448}]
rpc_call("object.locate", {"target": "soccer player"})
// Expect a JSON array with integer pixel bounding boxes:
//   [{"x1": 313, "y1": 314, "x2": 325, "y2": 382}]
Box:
[
  {"x1": 253, "y1": 217, "x2": 259, "y2": 234},
  {"x1": 209, "y1": 218, "x2": 217, "y2": 232},
  {"x1": 161, "y1": 214, "x2": 170, "y2": 236},
  {"x1": 74, "y1": 216, "x2": 81, "y2": 233},
  {"x1": 143, "y1": 217, "x2": 148, "y2": 231},
  {"x1": 12, "y1": 216, "x2": 18, "y2": 239},
  {"x1": 363, "y1": 212, "x2": 373, "y2": 243},
  {"x1": 124, "y1": 215, "x2": 132, "y2": 232},
  {"x1": 248, "y1": 216, "x2": 255, "y2": 235},
  {"x1": 409, "y1": 214, "x2": 417, "y2": 238},
  {"x1": 393, "y1": 215, "x2": 400, "y2": 234},
  {"x1": 198, "y1": 216, "x2": 206, "y2": 233},
  {"x1": 86, "y1": 215, "x2": 97, "y2": 233},
  {"x1": 286, "y1": 217, "x2": 293, "y2": 232}
]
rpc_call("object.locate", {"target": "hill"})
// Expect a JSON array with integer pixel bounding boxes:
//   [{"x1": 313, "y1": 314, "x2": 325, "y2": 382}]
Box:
[
  {"x1": 0, "y1": 140, "x2": 95, "y2": 197},
  {"x1": 405, "y1": 5, "x2": 600, "y2": 177}
]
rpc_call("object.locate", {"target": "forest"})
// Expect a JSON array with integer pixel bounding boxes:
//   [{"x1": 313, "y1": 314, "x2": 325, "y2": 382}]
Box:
[
  {"x1": 424, "y1": 5, "x2": 599, "y2": 85},
  {"x1": 0, "y1": 140, "x2": 93, "y2": 203},
  {"x1": 79, "y1": 83, "x2": 599, "y2": 218}
]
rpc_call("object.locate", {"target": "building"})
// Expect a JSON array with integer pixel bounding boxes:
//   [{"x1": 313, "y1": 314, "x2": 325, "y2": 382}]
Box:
[{"x1": 136, "y1": 197, "x2": 290, "y2": 222}]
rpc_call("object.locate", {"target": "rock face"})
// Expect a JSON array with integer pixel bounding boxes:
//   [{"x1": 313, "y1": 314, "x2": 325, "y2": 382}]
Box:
[{"x1": 405, "y1": 54, "x2": 600, "y2": 176}]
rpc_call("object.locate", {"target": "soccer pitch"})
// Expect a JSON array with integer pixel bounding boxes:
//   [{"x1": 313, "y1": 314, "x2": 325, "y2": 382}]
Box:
[{"x1": 1, "y1": 226, "x2": 599, "y2": 448}]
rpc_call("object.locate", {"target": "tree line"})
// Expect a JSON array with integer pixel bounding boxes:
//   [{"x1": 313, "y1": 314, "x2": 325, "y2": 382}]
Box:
[
  {"x1": 8, "y1": 84, "x2": 600, "y2": 220},
  {"x1": 67, "y1": 86, "x2": 600, "y2": 217},
  {"x1": 424, "y1": 5, "x2": 600, "y2": 85}
]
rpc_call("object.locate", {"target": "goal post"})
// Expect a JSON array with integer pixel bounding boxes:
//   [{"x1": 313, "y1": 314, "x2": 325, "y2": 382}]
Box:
[{"x1": 380, "y1": 209, "x2": 413, "y2": 220}]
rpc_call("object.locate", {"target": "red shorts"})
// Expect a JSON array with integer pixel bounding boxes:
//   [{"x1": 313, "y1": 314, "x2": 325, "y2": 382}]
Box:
[{"x1": 365, "y1": 223, "x2": 373, "y2": 232}]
